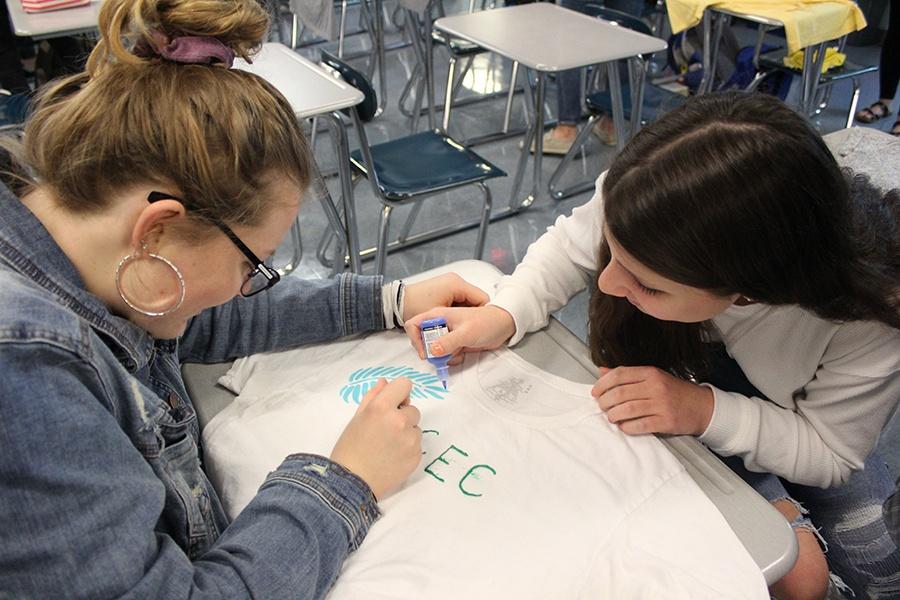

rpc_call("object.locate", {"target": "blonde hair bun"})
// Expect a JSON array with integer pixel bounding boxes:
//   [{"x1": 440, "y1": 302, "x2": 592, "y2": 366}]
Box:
[{"x1": 89, "y1": 0, "x2": 269, "y2": 73}]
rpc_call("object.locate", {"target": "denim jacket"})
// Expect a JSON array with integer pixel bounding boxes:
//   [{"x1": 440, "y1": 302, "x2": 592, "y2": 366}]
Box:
[{"x1": 0, "y1": 184, "x2": 385, "y2": 599}]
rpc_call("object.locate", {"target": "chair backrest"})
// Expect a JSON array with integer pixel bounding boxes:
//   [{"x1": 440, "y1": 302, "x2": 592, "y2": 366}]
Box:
[
  {"x1": 582, "y1": 4, "x2": 653, "y2": 36},
  {"x1": 319, "y1": 50, "x2": 379, "y2": 122}
]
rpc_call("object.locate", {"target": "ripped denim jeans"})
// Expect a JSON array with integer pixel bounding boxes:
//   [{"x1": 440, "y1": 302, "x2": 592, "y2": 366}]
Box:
[
  {"x1": 719, "y1": 453, "x2": 900, "y2": 599},
  {"x1": 707, "y1": 347, "x2": 900, "y2": 599}
]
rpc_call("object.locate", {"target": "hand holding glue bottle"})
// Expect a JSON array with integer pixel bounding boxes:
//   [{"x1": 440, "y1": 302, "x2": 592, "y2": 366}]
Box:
[{"x1": 420, "y1": 317, "x2": 452, "y2": 390}]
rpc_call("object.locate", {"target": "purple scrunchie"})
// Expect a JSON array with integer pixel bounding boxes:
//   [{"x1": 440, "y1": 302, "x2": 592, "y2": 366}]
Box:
[{"x1": 135, "y1": 35, "x2": 235, "y2": 68}]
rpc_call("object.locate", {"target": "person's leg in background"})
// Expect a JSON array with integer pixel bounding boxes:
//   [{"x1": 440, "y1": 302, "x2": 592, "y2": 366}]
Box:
[
  {"x1": 537, "y1": 0, "x2": 590, "y2": 155},
  {"x1": 783, "y1": 457, "x2": 900, "y2": 600},
  {"x1": 539, "y1": 0, "x2": 646, "y2": 154},
  {"x1": 855, "y1": 2, "x2": 899, "y2": 136}
]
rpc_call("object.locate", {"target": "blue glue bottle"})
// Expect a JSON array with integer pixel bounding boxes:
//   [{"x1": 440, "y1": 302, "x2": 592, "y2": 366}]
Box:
[{"x1": 420, "y1": 317, "x2": 451, "y2": 390}]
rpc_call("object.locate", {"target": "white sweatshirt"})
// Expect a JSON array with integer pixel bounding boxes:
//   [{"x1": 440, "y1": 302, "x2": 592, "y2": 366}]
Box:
[{"x1": 491, "y1": 173, "x2": 900, "y2": 489}]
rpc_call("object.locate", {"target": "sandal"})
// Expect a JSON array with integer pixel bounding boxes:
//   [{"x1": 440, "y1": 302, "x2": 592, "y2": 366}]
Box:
[
  {"x1": 891, "y1": 120, "x2": 900, "y2": 137},
  {"x1": 855, "y1": 100, "x2": 892, "y2": 124}
]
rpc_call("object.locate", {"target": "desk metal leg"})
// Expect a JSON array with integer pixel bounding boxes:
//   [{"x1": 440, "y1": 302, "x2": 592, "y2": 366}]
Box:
[
  {"x1": 507, "y1": 67, "x2": 540, "y2": 211},
  {"x1": 405, "y1": 8, "x2": 436, "y2": 131},
  {"x1": 441, "y1": 54, "x2": 458, "y2": 132},
  {"x1": 800, "y1": 45, "x2": 814, "y2": 114},
  {"x1": 607, "y1": 61, "x2": 626, "y2": 153},
  {"x1": 281, "y1": 210, "x2": 304, "y2": 275},
  {"x1": 324, "y1": 111, "x2": 362, "y2": 273},
  {"x1": 799, "y1": 42, "x2": 826, "y2": 119},
  {"x1": 709, "y1": 13, "x2": 729, "y2": 91},
  {"x1": 699, "y1": 10, "x2": 714, "y2": 95},
  {"x1": 503, "y1": 61, "x2": 520, "y2": 134},
  {"x1": 531, "y1": 72, "x2": 546, "y2": 201},
  {"x1": 338, "y1": 0, "x2": 349, "y2": 56},
  {"x1": 424, "y1": 8, "x2": 436, "y2": 130},
  {"x1": 698, "y1": 10, "x2": 729, "y2": 95},
  {"x1": 365, "y1": 0, "x2": 387, "y2": 116},
  {"x1": 628, "y1": 56, "x2": 647, "y2": 139}
]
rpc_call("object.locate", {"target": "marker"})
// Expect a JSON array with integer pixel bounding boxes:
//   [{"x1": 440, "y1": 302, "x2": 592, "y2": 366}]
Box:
[{"x1": 420, "y1": 317, "x2": 451, "y2": 390}]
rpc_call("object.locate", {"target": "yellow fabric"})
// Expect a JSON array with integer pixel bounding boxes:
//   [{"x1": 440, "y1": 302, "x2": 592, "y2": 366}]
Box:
[
  {"x1": 782, "y1": 46, "x2": 846, "y2": 73},
  {"x1": 666, "y1": 1, "x2": 866, "y2": 54}
]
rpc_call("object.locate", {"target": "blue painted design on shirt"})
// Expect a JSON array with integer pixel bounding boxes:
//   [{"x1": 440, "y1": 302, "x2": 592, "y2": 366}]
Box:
[{"x1": 340, "y1": 366, "x2": 449, "y2": 404}]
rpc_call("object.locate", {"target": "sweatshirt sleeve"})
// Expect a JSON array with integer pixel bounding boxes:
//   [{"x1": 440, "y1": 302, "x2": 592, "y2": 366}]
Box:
[
  {"x1": 491, "y1": 174, "x2": 606, "y2": 344},
  {"x1": 700, "y1": 320, "x2": 900, "y2": 488}
]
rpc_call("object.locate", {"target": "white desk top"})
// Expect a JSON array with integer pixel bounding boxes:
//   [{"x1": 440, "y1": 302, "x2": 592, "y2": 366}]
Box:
[
  {"x1": 434, "y1": 3, "x2": 667, "y2": 72},
  {"x1": 233, "y1": 43, "x2": 363, "y2": 119},
  {"x1": 6, "y1": 0, "x2": 100, "y2": 39}
]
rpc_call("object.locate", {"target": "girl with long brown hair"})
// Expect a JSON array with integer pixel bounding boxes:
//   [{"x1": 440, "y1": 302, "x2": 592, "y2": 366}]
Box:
[{"x1": 407, "y1": 92, "x2": 900, "y2": 600}]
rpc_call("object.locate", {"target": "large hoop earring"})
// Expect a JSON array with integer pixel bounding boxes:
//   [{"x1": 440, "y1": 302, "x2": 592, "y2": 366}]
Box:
[{"x1": 115, "y1": 242, "x2": 185, "y2": 317}]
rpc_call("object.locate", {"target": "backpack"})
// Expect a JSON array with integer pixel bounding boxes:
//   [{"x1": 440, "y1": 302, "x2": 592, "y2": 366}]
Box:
[
  {"x1": 722, "y1": 44, "x2": 793, "y2": 101},
  {"x1": 667, "y1": 29, "x2": 792, "y2": 100}
]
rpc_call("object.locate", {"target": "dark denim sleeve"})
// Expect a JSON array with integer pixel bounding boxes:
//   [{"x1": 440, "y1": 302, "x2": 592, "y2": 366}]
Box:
[
  {"x1": 0, "y1": 343, "x2": 379, "y2": 599},
  {"x1": 179, "y1": 273, "x2": 385, "y2": 364}
]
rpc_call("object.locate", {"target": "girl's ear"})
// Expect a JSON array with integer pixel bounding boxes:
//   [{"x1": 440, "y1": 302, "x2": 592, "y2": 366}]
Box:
[{"x1": 129, "y1": 198, "x2": 188, "y2": 250}]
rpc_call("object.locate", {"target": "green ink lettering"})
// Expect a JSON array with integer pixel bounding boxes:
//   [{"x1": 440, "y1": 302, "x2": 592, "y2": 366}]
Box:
[
  {"x1": 421, "y1": 429, "x2": 440, "y2": 456},
  {"x1": 424, "y1": 444, "x2": 468, "y2": 483},
  {"x1": 458, "y1": 464, "x2": 497, "y2": 497}
]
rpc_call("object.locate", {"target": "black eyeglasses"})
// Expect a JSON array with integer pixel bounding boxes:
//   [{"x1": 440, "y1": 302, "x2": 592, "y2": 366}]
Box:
[{"x1": 148, "y1": 191, "x2": 281, "y2": 297}]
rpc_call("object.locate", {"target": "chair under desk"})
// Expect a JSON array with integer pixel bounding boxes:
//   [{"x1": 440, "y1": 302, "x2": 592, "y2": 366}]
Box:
[{"x1": 182, "y1": 259, "x2": 797, "y2": 587}]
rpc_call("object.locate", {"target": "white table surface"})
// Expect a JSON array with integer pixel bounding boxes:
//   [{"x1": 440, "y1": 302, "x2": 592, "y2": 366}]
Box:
[
  {"x1": 434, "y1": 3, "x2": 667, "y2": 72},
  {"x1": 6, "y1": 0, "x2": 100, "y2": 39},
  {"x1": 233, "y1": 43, "x2": 364, "y2": 119}
]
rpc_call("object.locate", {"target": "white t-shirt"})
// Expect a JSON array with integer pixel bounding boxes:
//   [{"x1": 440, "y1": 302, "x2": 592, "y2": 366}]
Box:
[{"x1": 203, "y1": 332, "x2": 767, "y2": 599}]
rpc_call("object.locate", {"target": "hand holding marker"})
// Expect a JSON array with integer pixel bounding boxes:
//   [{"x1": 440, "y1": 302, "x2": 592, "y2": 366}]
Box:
[{"x1": 420, "y1": 317, "x2": 451, "y2": 390}]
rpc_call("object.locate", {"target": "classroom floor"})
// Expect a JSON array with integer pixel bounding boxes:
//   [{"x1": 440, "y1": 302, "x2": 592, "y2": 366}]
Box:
[{"x1": 267, "y1": 6, "x2": 899, "y2": 481}]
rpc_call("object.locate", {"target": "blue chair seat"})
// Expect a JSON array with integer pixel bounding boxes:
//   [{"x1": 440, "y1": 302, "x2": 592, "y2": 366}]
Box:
[
  {"x1": 350, "y1": 130, "x2": 506, "y2": 202},
  {"x1": 322, "y1": 50, "x2": 506, "y2": 275}
]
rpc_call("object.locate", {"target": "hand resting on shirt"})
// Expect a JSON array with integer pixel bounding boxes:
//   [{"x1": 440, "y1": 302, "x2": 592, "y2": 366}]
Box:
[{"x1": 592, "y1": 366, "x2": 715, "y2": 437}]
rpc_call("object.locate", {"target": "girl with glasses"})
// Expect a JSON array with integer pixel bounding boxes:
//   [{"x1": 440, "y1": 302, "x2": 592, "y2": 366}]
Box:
[{"x1": 0, "y1": 0, "x2": 485, "y2": 596}]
